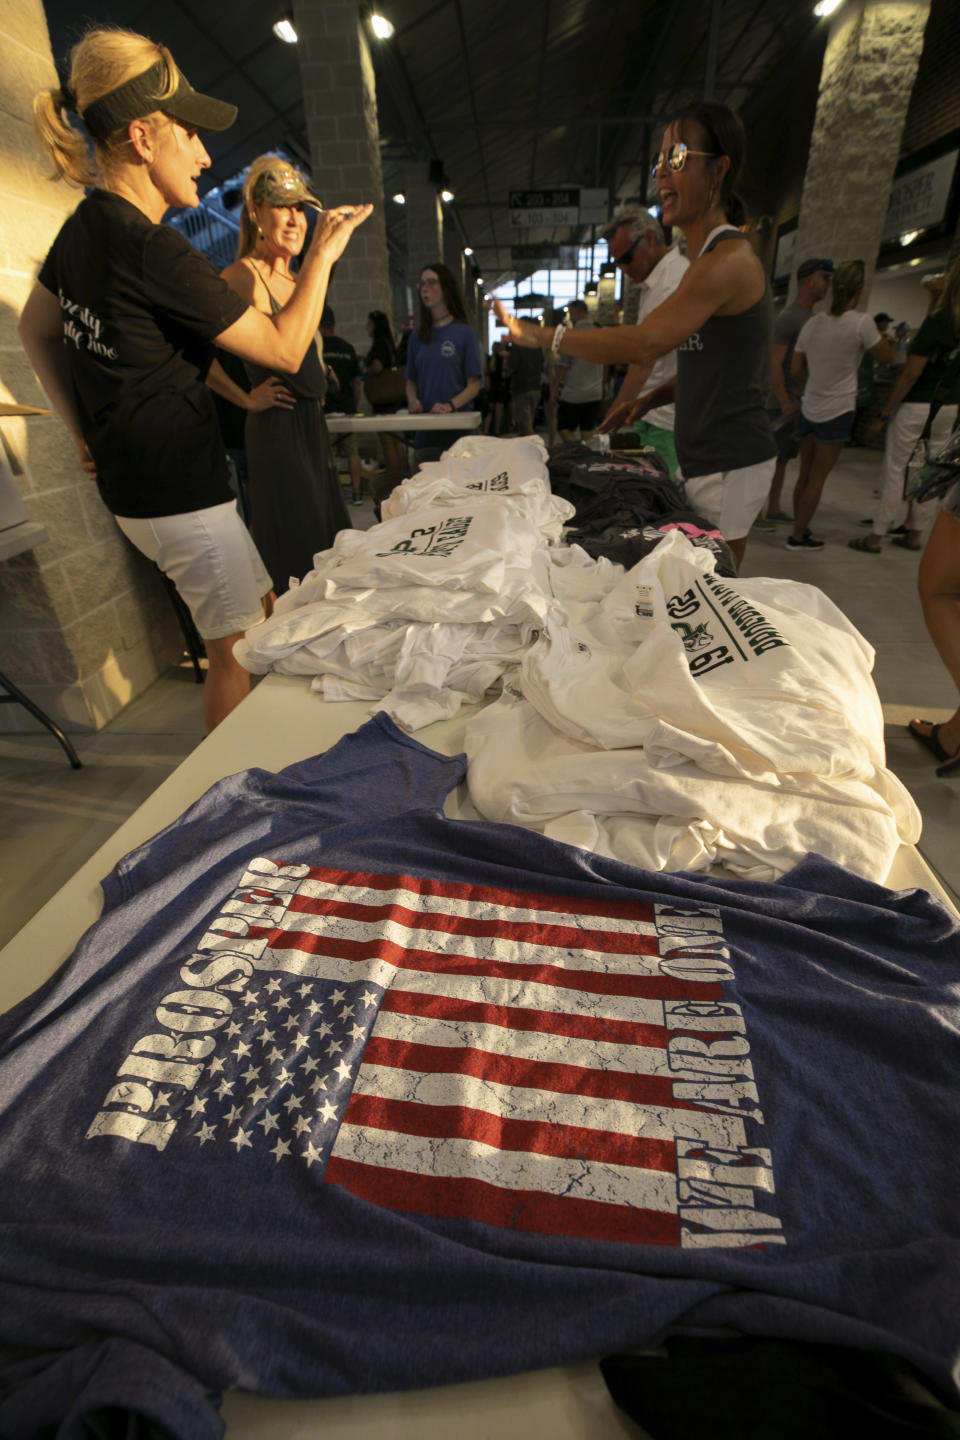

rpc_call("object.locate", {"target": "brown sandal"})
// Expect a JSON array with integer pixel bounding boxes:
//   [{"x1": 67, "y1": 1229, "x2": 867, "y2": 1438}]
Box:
[
  {"x1": 892, "y1": 533, "x2": 922, "y2": 551},
  {"x1": 847, "y1": 536, "x2": 881, "y2": 554}
]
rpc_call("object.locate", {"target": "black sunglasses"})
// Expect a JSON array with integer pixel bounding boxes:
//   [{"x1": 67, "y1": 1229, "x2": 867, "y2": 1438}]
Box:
[{"x1": 612, "y1": 236, "x2": 640, "y2": 269}]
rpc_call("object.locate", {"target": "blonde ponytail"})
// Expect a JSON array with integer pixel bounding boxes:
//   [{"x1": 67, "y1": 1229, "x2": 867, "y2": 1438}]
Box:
[
  {"x1": 34, "y1": 86, "x2": 94, "y2": 186},
  {"x1": 33, "y1": 28, "x2": 180, "y2": 187}
]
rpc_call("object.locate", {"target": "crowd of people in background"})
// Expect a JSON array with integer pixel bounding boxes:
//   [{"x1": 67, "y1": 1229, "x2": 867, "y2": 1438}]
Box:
[{"x1": 16, "y1": 28, "x2": 960, "y2": 773}]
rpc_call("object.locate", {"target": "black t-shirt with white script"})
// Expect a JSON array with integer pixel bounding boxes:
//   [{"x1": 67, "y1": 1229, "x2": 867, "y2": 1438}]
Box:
[{"x1": 37, "y1": 190, "x2": 248, "y2": 518}]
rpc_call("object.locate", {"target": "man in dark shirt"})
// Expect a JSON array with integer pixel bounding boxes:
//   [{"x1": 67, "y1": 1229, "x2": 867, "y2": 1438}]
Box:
[
  {"x1": 506, "y1": 326, "x2": 544, "y2": 435},
  {"x1": 321, "y1": 306, "x2": 365, "y2": 504}
]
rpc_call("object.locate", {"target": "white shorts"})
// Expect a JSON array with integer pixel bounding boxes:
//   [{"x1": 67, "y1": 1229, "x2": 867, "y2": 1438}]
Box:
[
  {"x1": 679, "y1": 459, "x2": 776, "y2": 542},
  {"x1": 114, "y1": 501, "x2": 272, "y2": 640}
]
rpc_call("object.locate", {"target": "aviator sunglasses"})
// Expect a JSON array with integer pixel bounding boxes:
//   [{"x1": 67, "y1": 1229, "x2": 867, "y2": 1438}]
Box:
[{"x1": 651, "y1": 142, "x2": 717, "y2": 178}]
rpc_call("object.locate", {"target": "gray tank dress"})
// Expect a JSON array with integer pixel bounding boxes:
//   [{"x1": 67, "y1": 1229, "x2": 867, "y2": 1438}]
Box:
[{"x1": 243, "y1": 274, "x2": 350, "y2": 594}]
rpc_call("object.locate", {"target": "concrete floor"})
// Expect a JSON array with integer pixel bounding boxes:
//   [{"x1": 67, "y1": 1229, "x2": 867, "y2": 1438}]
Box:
[{"x1": 0, "y1": 450, "x2": 957, "y2": 953}]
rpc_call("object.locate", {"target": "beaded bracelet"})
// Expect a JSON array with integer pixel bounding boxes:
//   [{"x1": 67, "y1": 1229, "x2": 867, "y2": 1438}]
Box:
[{"x1": 551, "y1": 323, "x2": 567, "y2": 356}]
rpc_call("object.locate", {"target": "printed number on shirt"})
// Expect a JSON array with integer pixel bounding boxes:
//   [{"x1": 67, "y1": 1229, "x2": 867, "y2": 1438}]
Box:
[
  {"x1": 666, "y1": 589, "x2": 699, "y2": 620},
  {"x1": 687, "y1": 644, "x2": 734, "y2": 676},
  {"x1": 377, "y1": 515, "x2": 473, "y2": 558}
]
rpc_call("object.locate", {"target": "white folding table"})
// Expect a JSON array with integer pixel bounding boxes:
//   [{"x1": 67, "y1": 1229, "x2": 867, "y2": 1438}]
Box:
[{"x1": 325, "y1": 411, "x2": 482, "y2": 434}]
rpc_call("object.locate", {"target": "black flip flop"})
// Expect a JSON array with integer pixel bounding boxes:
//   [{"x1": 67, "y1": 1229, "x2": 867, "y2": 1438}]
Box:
[{"x1": 907, "y1": 719, "x2": 954, "y2": 763}]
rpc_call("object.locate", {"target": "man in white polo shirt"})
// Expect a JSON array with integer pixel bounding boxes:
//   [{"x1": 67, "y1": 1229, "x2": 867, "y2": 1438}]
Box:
[{"x1": 601, "y1": 203, "x2": 689, "y2": 476}]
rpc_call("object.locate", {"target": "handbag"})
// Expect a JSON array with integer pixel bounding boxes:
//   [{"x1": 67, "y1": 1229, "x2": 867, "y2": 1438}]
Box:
[
  {"x1": 901, "y1": 358, "x2": 956, "y2": 501},
  {"x1": 905, "y1": 424, "x2": 960, "y2": 507},
  {"x1": 363, "y1": 366, "x2": 407, "y2": 409},
  {"x1": 902, "y1": 420, "x2": 935, "y2": 501}
]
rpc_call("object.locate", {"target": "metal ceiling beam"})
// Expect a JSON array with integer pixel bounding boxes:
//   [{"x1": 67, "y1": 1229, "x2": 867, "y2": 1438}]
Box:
[
  {"x1": 722, "y1": 11, "x2": 792, "y2": 105},
  {"x1": 595, "y1": 4, "x2": 680, "y2": 195},
  {"x1": 422, "y1": 115, "x2": 668, "y2": 131},
  {"x1": 716, "y1": 0, "x2": 767, "y2": 82},
  {"x1": 170, "y1": 0, "x2": 293, "y2": 141},
  {"x1": 527, "y1": 0, "x2": 551, "y2": 189},
  {"x1": 452, "y1": 0, "x2": 499, "y2": 265},
  {"x1": 394, "y1": 0, "x2": 454, "y2": 38},
  {"x1": 705, "y1": 0, "x2": 723, "y2": 99}
]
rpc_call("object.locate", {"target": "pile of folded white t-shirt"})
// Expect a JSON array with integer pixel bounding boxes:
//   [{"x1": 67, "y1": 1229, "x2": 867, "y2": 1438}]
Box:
[
  {"x1": 464, "y1": 528, "x2": 920, "y2": 880},
  {"x1": 236, "y1": 436, "x2": 919, "y2": 880},
  {"x1": 234, "y1": 436, "x2": 574, "y2": 729},
  {"x1": 382, "y1": 434, "x2": 572, "y2": 545}
]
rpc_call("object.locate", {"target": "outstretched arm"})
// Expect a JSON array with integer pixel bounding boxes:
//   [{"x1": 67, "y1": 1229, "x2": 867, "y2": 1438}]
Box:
[
  {"x1": 217, "y1": 204, "x2": 373, "y2": 374},
  {"x1": 491, "y1": 245, "x2": 755, "y2": 369}
]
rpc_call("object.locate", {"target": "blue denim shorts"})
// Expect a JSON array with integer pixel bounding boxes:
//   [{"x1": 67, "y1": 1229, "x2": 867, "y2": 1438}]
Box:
[{"x1": 795, "y1": 409, "x2": 855, "y2": 444}]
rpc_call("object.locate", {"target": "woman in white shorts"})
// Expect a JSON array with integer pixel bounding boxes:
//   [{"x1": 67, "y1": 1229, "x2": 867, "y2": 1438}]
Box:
[
  {"x1": 19, "y1": 28, "x2": 370, "y2": 729},
  {"x1": 788, "y1": 261, "x2": 894, "y2": 551}
]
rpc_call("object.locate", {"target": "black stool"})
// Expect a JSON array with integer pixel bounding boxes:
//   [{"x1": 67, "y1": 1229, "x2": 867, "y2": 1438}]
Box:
[
  {"x1": 0, "y1": 669, "x2": 82, "y2": 769},
  {"x1": 157, "y1": 569, "x2": 206, "y2": 684}
]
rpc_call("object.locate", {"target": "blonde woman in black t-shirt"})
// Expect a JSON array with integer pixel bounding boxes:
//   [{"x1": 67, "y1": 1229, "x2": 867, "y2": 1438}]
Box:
[{"x1": 19, "y1": 28, "x2": 370, "y2": 729}]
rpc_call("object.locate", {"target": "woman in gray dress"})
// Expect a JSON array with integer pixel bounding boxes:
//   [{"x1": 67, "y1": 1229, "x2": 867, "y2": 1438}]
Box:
[{"x1": 223, "y1": 156, "x2": 351, "y2": 594}]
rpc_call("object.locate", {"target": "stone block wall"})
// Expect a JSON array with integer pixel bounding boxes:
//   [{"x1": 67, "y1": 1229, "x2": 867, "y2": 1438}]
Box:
[
  {"x1": 295, "y1": 0, "x2": 393, "y2": 355},
  {"x1": 790, "y1": 1, "x2": 931, "y2": 299},
  {"x1": 0, "y1": 0, "x2": 181, "y2": 734}
]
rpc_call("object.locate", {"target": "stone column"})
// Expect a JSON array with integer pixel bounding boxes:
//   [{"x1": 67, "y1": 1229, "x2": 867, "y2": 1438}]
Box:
[
  {"x1": 790, "y1": 0, "x2": 931, "y2": 300},
  {"x1": 403, "y1": 171, "x2": 443, "y2": 295},
  {"x1": 295, "y1": 0, "x2": 391, "y2": 352},
  {"x1": 0, "y1": 0, "x2": 180, "y2": 734},
  {"x1": 443, "y1": 225, "x2": 463, "y2": 288}
]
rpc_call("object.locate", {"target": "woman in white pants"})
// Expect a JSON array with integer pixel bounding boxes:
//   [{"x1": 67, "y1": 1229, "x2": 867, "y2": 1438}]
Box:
[{"x1": 849, "y1": 255, "x2": 960, "y2": 555}]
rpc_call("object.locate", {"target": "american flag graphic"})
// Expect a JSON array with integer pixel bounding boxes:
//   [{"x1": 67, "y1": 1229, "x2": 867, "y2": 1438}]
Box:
[{"x1": 90, "y1": 859, "x2": 783, "y2": 1250}]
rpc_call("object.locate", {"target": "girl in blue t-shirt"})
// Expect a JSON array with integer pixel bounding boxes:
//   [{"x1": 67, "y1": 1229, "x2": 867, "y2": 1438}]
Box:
[{"x1": 405, "y1": 262, "x2": 484, "y2": 453}]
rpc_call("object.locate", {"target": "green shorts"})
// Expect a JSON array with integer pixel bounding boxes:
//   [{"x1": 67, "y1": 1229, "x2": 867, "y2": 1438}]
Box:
[{"x1": 632, "y1": 419, "x2": 678, "y2": 481}]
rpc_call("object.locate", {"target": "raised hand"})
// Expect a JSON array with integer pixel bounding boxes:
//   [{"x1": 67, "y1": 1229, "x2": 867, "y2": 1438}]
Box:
[
  {"x1": 309, "y1": 204, "x2": 374, "y2": 264},
  {"x1": 487, "y1": 295, "x2": 544, "y2": 349}
]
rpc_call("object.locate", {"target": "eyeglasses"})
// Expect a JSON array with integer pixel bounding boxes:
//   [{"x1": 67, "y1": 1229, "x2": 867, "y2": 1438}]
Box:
[
  {"x1": 419, "y1": 277, "x2": 441, "y2": 288},
  {"x1": 651, "y1": 143, "x2": 717, "y2": 178},
  {"x1": 612, "y1": 236, "x2": 639, "y2": 269}
]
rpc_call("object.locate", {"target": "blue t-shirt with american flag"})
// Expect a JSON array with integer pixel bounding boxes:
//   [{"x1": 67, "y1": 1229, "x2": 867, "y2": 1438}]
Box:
[{"x1": 1, "y1": 713, "x2": 958, "y2": 1439}]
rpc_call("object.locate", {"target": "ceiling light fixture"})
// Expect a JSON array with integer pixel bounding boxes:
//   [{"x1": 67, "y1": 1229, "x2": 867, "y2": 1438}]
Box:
[
  {"x1": 813, "y1": 0, "x2": 842, "y2": 17},
  {"x1": 370, "y1": 14, "x2": 395, "y2": 39},
  {"x1": 899, "y1": 230, "x2": 920, "y2": 246},
  {"x1": 476, "y1": 276, "x2": 484, "y2": 285},
  {"x1": 463, "y1": 246, "x2": 473, "y2": 256},
  {"x1": 273, "y1": 16, "x2": 298, "y2": 43},
  {"x1": 441, "y1": 188, "x2": 454, "y2": 203},
  {"x1": 392, "y1": 192, "x2": 406, "y2": 204}
]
